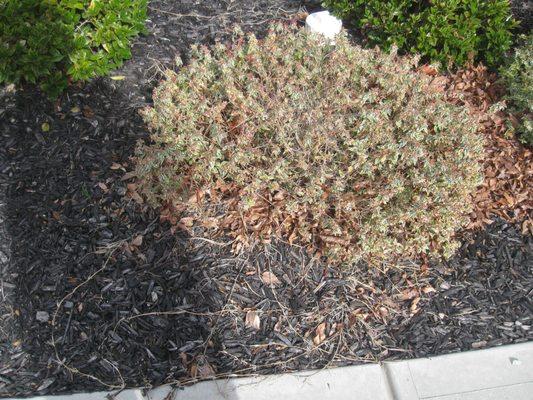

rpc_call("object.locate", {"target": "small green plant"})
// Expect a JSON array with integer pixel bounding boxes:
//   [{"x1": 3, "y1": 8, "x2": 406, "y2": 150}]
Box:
[
  {"x1": 0, "y1": 0, "x2": 147, "y2": 97},
  {"x1": 500, "y1": 33, "x2": 532, "y2": 146},
  {"x1": 322, "y1": 0, "x2": 517, "y2": 68},
  {"x1": 135, "y1": 25, "x2": 485, "y2": 264}
]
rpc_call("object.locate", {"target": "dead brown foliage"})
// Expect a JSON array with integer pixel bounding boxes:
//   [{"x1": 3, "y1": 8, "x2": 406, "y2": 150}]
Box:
[{"x1": 423, "y1": 64, "x2": 532, "y2": 235}]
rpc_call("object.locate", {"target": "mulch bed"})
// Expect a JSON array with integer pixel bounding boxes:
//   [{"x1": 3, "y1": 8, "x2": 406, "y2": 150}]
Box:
[
  {"x1": 511, "y1": 0, "x2": 533, "y2": 32},
  {"x1": 0, "y1": 0, "x2": 531, "y2": 397}
]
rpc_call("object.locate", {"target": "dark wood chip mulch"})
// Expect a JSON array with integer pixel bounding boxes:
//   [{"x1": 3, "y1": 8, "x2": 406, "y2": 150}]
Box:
[
  {"x1": 511, "y1": 0, "x2": 533, "y2": 32},
  {"x1": 0, "y1": 0, "x2": 531, "y2": 397}
]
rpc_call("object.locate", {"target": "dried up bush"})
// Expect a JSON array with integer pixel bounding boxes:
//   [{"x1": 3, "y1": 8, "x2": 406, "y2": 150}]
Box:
[{"x1": 134, "y1": 25, "x2": 485, "y2": 264}]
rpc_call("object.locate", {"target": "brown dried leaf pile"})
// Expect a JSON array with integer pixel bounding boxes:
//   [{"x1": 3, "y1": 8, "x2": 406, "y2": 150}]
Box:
[{"x1": 423, "y1": 64, "x2": 532, "y2": 235}]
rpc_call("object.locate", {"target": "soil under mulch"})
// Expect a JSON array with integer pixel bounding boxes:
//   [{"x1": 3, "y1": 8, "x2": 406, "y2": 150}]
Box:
[{"x1": 0, "y1": 0, "x2": 531, "y2": 397}]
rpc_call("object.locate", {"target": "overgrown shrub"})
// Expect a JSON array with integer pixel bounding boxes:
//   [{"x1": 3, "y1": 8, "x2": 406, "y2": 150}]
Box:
[
  {"x1": 0, "y1": 0, "x2": 147, "y2": 97},
  {"x1": 500, "y1": 33, "x2": 532, "y2": 146},
  {"x1": 322, "y1": 0, "x2": 517, "y2": 68},
  {"x1": 135, "y1": 25, "x2": 485, "y2": 264}
]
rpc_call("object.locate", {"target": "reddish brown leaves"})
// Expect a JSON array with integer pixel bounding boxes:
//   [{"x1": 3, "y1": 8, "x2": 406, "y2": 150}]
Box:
[
  {"x1": 470, "y1": 137, "x2": 532, "y2": 232},
  {"x1": 422, "y1": 64, "x2": 532, "y2": 232},
  {"x1": 261, "y1": 271, "x2": 281, "y2": 286},
  {"x1": 126, "y1": 183, "x2": 144, "y2": 204},
  {"x1": 131, "y1": 235, "x2": 143, "y2": 247},
  {"x1": 420, "y1": 64, "x2": 438, "y2": 76},
  {"x1": 312, "y1": 322, "x2": 327, "y2": 346}
]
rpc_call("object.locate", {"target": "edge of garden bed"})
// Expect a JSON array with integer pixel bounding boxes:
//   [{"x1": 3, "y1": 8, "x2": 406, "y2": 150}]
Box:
[{"x1": 5, "y1": 341, "x2": 532, "y2": 400}]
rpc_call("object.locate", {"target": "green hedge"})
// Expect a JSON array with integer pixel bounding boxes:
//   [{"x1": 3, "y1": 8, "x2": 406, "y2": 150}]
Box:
[
  {"x1": 322, "y1": 0, "x2": 517, "y2": 68},
  {"x1": 0, "y1": 0, "x2": 147, "y2": 97},
  {"x1": 500, "y1": 33, "x2": 533, "y2": 146}
]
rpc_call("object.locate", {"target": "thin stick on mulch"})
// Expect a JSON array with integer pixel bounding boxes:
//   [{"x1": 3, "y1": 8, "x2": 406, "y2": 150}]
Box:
[{"x1": 51, "y1": 246, "x2": 125, "y2": 390}]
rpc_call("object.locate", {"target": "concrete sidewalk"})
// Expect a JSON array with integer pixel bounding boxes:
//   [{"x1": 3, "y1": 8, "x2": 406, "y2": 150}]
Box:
[{"x1": 7, "y1": 342, "x2": 533, "y2": 400}]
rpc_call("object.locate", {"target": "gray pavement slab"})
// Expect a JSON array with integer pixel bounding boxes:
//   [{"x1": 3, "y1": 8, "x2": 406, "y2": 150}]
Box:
[
  {"x1": 149, "y1": 363, "x2": 391, "y2": 400},
  {"x1": 427, "y1": 382, "x2": 533, "y2": 400},
  {"x1": 402, "y1": 341, "x2": 533, "y2": 399}
]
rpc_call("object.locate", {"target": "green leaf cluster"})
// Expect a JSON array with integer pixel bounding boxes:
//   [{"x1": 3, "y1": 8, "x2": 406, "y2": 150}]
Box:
[
  {"x1": 322, "y1": 0, "x2": 517, "y2": 68},
  {"x1": 500, "y1": 33, "x2": 532, "y2": 146},
  {"x1": 0, "y1": 0, "x2": 147, "y2": 97}
]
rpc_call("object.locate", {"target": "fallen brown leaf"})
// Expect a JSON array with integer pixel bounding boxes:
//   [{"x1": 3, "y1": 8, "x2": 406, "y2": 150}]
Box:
[
  {"x1": 202, "y1": 217, "x2": 219, "y2": 229},
  {"x1": 128, "y1": 191, "x2": 144, "y2": 204},
  {"x1": 190, "y1": 355, "x2": 215, "y2": 378},
  {"x1": 245, "y1": 310, "x2": 261, "y2": 330},
  {"x1": 121, "y1": 171, "x2": 137, "y2": 181},
  {"x1": 399, "y1": 288, "x2": 418, "y2": 301},
  {"x1": 110, "y1": 162, "x2": 123, "y2": 171},
  {"x1": 261, "y1": 271, "x2": 281, "y2": 286},
  {"x1": 82, "y1": 105, "x2": 94, "y2": 118},
  {"x1": 313, "y1": 322, "x2": 327, "y2": 346},
  {"x1": 179, "y1": 217, "x2": 195, "y2": 228},
  {"x1": 410, "y1": 297, "x2": 421, "y2": 314},
  {"x1": 422, "y1": 285, "x2": 436, "y2": 294},
  {"x1": 131, "y1": 235, "x2": 143, "y2": 247}
]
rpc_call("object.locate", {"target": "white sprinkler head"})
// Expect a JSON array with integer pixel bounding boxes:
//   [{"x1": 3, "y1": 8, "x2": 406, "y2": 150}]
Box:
[{"x1": 305, "y1": 11, "x2": 342, "y2": 43}]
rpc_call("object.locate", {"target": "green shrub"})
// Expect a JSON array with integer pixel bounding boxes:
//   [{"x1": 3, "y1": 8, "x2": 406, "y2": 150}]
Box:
[
  {"x1": 0, "y1": 0, "x2": 147, "y2": 97},
  {"x1": 322, "y1": 0, "x2": 517, "y2": 68},
  {"x1": 134, "y1": 25, "x2": 485, "y2": 264},
  {"x1": 500, "y1": 33, "x2": 532, "y2": 146}
]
